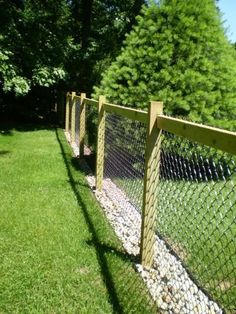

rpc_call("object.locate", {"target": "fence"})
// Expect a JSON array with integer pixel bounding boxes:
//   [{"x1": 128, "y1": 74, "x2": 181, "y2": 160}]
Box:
[{"x1": 65, "y1": 92, "x2": 236, "y2": 313}]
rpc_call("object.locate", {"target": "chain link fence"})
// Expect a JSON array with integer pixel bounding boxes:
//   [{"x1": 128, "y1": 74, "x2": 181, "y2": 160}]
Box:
[
  {"x1": 74, "y1": 98, "x2": 80, "y2": 145},
  {"x1": 66, "y1": 95, "x2": 236, "y2": 313},
  {"x1": 85, "y1": 103, "x2": 97, "y2": 151},
  {"x1": 103, "y1": 113, "x2": 235, "y2": 312},
  {"x1": 68, "y1": 96, "x2": 73, "y2": 138},
  {"x1": 157, "y1": 131, "x2": 236, "y2": 313},
  {"x1": 104, "y1": 112, "x2": 146, "y2": 211}
]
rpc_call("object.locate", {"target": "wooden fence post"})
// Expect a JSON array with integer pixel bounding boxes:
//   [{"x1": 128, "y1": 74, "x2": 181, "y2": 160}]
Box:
[
  {"x1": 65, "y1": 92, "x2": 70, "y2": 132},
  {"x1": 140, "y1": 101, "x2": 163, "y2": 268},
  {"x1": 96, "y1": 95, "x2": 106, "y2": 191},
  {"x1": 79, "y1": 93, "x2": 86, "y2": 158},
  {"x1": 71, "y1": 92, "x2": 76, "y2": 143}
]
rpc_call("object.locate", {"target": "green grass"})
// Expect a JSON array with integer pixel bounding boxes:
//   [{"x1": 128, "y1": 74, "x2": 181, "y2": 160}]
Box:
[
  {"x1": 114, "y1": 176, "x2": 236, "y2": 312},
  {"x1": 0, "y1": 126, "x2": 156, "y2": 313}
]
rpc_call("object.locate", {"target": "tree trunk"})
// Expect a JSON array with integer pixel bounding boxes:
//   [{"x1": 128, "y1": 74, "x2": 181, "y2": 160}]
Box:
[{"x1": 81, "y1": 0, "x2": 93, "y2": 49}]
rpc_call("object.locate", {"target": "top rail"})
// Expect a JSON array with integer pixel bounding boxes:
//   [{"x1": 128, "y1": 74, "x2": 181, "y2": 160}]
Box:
[
  {"x1": 157, "y1": 115, "x2": 236, "y2": 155},
  {"x1": 104, "y1": 102, "x2": 148, "y2": 124},
  {"x1": 66, "y1": 92, "x2": 236, "y2": 155},
  {"x1": 67, "y1": 94, "x2": 148, "y2": 123},
  {"x1": 84, "y1": 98, "x2": 99, "y2": 106}
]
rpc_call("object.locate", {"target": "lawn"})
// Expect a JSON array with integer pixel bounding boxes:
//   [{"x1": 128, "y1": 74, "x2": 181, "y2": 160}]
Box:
[{"x1": 0, "y1": 125, "x2": 156, "y2": 313}]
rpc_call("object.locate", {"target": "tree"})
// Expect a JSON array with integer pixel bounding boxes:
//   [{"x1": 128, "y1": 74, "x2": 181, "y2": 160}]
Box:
[
  {"x1": 0, "y1": 0, "x2": 75, "y2": 95},
  {"x1": 0, "y1": 0, "x2": 146, "y2": 96},
  {"x1": 68, "y1": 0, "x2": 146, "y2": 93},
  {"x1": 94, "y1": 0, "x2": 236, "y2": 130}
]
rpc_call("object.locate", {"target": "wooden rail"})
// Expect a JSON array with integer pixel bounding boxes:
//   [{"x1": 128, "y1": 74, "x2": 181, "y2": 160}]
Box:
[
  {"x1": 84, "y1": 98, "x2": 99, "y2": 106},
  {"x1": 104, "y1": 102, "x2": 148, "y2": 124},
  {"x1": 74, "y1": 95, "x2": 81, "y2": 100},
  {"x1": 157, "y1": 115, "x2": 236, "y2": 155},
  {"x1": 82, "y1": 96, "x2": 148, "y2": 123}
]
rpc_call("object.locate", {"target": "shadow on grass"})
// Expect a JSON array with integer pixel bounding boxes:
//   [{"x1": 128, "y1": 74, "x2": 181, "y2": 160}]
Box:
[
  {"x1": 55, "y1": 128, "x2": 157, "y2": 314},
  {"x1": 0, "y1": 150, "x2": 11, "y2": 156},
  {"x1": 0, "y1": 121, "x2": 57, "y2": 136}
]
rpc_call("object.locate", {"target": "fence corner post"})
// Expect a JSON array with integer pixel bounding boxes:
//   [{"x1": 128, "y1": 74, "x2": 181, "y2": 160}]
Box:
[
  {"x1": 71, "y1": 92, "x2": 76, "y2": 143},
  {"x1": 79, "y1": 93, "x2": 86, "y2": 158},
  {"x1": 65, "y1": 92, "x2": 70, "y2": 132},
  {"x1": 140, "y1": 101, "x2": 163, "y2": 268},
  {"x1": 96, "y1": 95, "x2": 106, "y2": 191}
]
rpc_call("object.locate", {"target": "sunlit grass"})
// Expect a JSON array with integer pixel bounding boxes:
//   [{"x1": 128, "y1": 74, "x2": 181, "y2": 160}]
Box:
[{"x1": 0, "y1": 126, "x2": 156, "y2": 313}]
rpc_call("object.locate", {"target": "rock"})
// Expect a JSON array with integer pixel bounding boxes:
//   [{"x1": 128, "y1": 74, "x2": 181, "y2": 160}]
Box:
[{"x1": 162, "y1": 293, "x2": 172, "y2": 304}]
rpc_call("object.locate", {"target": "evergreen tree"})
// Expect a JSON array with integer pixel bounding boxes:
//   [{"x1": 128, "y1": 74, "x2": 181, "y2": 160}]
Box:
[{"x1": 94, "y1": 0, "x2": 236, "y2": 129}]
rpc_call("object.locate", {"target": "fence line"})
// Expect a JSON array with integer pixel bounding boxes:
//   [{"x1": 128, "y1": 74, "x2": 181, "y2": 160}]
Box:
[
  {"x1": 65, "y1": 91, "x2": 236, "y2": 265},
  {"x1": 64, "y1": 91, "x2": 236, "y2": 312}
]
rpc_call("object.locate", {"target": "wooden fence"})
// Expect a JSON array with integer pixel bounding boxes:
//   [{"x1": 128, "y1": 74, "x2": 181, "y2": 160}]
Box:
[{"x1": 65, "y1": 91, "x2": 236, "y2": 268}]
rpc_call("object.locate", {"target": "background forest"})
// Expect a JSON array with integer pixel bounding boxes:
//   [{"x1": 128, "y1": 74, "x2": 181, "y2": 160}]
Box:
[{"x1": 0, "y1": 0, "x2": 236, "y2": 129}]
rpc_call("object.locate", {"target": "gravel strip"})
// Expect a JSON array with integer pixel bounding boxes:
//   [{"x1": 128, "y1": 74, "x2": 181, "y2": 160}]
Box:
[{"x1": 65, "y1": 132, "x2": 223, "y2": 314}]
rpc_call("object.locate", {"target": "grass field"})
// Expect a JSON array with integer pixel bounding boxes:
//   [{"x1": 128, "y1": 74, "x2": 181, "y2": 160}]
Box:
[
  {"x1": 114, "y1": 174, "x2": 236, "y2": 312},
  {"x1": 0, "y1": 125, "x2": 156, "y2": 313}
]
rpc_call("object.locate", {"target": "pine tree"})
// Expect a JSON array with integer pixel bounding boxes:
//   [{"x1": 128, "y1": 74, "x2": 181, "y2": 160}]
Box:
[{"x1": 94, "y1": 0, "x2": 236, "y2": 129}]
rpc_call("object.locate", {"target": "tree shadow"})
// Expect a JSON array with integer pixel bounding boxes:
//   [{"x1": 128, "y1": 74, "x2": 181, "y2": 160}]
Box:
[
  {"x1": 0, "y1": 117, "x2": 58, "y2": 135},
  {"x1": 0, "y1": 150, "x2": 11, "y2": 156},
  {"x1": 55, "y1": 128, "x2": 157, "y2": 314}
]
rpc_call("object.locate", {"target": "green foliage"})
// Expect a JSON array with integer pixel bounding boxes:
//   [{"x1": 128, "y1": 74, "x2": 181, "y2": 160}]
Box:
[
  {"x1": 68, "y1": 0, "x2": 146, "y2": 92},
  {"x1": 0, "y1": 0, "x2": 74, "y2": 95},
  {"x1": 0, "y1": 0, "x2": 145, "y2": 96},
  {"x1": 95, "y1": 0, "x2": 236, "y2": 130},
  {"x1": 32, "y1": 66, "x2": 66, "y2": 87},
  {"x1": 0, "y1": 42, "x2": 30, "y2": 95}
]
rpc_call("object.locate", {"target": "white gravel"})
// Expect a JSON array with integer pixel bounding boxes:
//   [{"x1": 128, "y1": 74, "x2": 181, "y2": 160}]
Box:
[{"x1": 65, "y1": 132, "x2": 223, "y2": 314}]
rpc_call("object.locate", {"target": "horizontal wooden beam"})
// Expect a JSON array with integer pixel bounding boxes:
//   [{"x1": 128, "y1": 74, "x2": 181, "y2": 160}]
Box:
[
  {"x1": 157, "y1": 115, "x2": 236, "y2": 155},
  {"x1": 84, "y1": 98, "x2": 99, "y2": 106},
  {"x1": 104, "y1": 102, "x2": 148, "y2": 124},
  {"x1": 74, "y1": 95, "x2": 81, "y2": 100}
]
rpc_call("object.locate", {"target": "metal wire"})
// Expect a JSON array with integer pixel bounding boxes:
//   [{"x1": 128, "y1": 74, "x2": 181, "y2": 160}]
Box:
[
  {"x1": 84, "y1": 103, "x2": 97, "y2": 153},
  {"x1": 104, "y1": 113, "x2": 146, "y2": 210},
  {"x1": 74, "y1": 99, "x2": 80, "y2": 145},
  {"x1": 158, "y1": 131, "x2": 236, "y2": 312},
  {"x1": 68, "y1": 97, "x2": 73, "y2": 137},
  {"x1": 103, "y1": 114, "x2": 236, "y2": 312}
]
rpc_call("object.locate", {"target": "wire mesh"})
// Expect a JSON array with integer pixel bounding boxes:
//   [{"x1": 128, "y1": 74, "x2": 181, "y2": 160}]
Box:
[
  {"x1": 85, "y1": 103, "x2": 98, "y2": 153},
  {"x1": 103, "y1": 113, "x2": 235, "y2": 312},
  {"x1": 104, "y1": 112, "x2": 146, "y2": 211},
  {"x1": 74, "y1": 98, "x2": 80, "y2": 145},
  {"x1": 158, "y1": 131, "x2": 236, "y2": 313},
  {"x1": 68, "y1": 96, "x2": 72, "y2": 137}
]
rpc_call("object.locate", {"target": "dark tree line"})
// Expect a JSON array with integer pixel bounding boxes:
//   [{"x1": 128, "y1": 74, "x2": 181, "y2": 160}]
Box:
[
  {"x1": 0, "y1": 0, "x2": 235, "y2": 129},
  {"x1": 0, "y1": 0, "x2": 145, "y2": 96}
]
